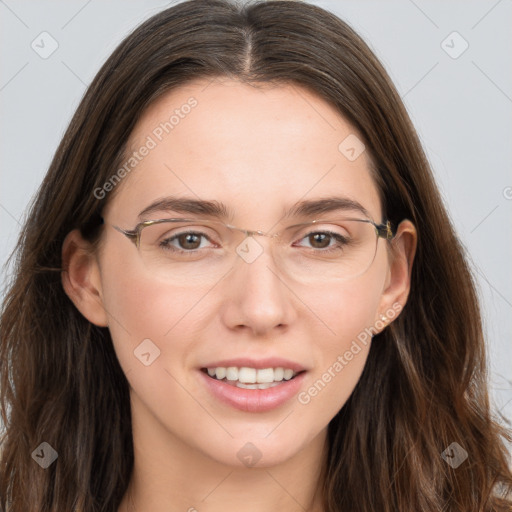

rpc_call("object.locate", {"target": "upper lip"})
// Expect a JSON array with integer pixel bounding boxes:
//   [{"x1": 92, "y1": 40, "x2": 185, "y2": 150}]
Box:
[{"x1": 200, "y1": 357, "x2": 308, "y2": 373}]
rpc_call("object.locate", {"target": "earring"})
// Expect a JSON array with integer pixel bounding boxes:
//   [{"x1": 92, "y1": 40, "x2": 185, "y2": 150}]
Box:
[{"x1": 380, "y1": 315, "x2": 387, "y2": 323}]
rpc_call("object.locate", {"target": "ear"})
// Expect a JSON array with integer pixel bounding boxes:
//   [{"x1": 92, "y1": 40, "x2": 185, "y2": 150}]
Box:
[
  {"x1": 61, "y1": 229, "x2": 109, "y2": 327},
  {"x1": 374, "y1": 219, "x2": 417, "y2": 329}
]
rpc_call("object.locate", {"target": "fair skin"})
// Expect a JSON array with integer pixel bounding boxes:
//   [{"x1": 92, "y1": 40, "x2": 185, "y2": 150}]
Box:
[{"x1": 62, "y1": 79, "x2": 416, "y2": 512}]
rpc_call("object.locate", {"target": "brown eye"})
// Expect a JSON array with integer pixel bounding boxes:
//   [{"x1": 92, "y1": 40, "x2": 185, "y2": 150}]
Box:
[
  {"x1": 159, "y1": 231, "x2": 212, "y2": 251},
  {"x1": 297, "y1": 230, "x2": 348, "y2": 251},
  {"x1": 308, "y1": 233, "x2": 332, "y2": 249},
  {"x1": 176, "y1": 233, "x2": 202, "y2": 250}
]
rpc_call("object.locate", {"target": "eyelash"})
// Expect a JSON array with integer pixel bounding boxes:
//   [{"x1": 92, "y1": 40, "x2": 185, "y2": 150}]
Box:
[{"x1": 159, "y1": 230, "x2": 349, "y2": 254}]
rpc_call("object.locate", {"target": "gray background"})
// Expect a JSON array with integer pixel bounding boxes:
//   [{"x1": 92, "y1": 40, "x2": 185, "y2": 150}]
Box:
[{"x1": 1, "y1": 0, "x2": 511, "y2": 425}]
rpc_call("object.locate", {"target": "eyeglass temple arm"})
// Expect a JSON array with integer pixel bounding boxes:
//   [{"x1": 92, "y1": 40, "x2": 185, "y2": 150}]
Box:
[
  {"x1": 112, "y1": 224, "x2": 140, "y2": 246},
  {"x1": 376, "y1": 220, "x2": 395, "y2": 240}
]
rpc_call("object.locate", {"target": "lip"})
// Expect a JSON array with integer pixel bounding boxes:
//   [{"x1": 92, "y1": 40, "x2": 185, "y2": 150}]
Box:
[
  {"x1": 199, "y1": 369, "x2": 307, "y2": 413},
  {"x1": 200, "y1": 357, "x2": 308, "y2": 373}
]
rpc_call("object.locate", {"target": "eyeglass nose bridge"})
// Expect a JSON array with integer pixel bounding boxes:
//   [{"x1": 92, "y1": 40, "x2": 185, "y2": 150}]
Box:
[
  {"x1": 226, "y1": 224, "x2": 281, "y2": 240},
  {"x1": 225, "y1": 224, "x2": 288, "y2": 268}
]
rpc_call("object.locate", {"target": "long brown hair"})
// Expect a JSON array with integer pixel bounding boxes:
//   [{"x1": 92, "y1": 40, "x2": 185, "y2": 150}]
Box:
[{"x1": 1, "y1": 1, "x2": 511, "y2": 510}]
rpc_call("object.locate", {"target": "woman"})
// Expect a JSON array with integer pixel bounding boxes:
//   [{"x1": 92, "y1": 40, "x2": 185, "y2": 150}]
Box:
[{"x1": 1, "y1": 0, "x2": 510, "y2": 511}]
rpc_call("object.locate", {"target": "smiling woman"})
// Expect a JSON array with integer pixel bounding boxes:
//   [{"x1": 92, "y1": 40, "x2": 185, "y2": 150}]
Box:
[{"x1": 0, "y1": 1, "x2": 511, "y2": 511}]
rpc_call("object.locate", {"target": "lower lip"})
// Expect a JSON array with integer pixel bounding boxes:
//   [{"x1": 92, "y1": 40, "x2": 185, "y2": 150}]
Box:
[{"x1": 199, "y1": 370, "x2": 307, "y2": 413}]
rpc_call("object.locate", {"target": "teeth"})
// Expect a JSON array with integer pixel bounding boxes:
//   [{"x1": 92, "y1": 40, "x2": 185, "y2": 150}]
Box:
[
  {"x1": 205, "y1": 366, "x2": 299, "y2": 383},
  {"x1": 215, "y1": 367, "x2": 226, "y2": 379},
  {"x1": 226, "y1": 367, "x2": 238, "y2": 381},
  {"x1": 238, "y1": 367, "x2": 256, "y2": 383}
]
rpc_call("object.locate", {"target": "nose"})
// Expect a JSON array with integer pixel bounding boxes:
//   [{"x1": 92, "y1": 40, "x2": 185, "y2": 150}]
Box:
[{"x1": 219, "y1": 238, "x2": 297, "y2": 337}]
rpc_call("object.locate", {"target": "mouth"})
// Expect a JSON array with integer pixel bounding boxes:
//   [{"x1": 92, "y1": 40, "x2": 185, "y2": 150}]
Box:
[
  {"x1": 198, "y1": 365, "x2": 308, "y2": 412},
  {"x1": 200, "y1": 366, "x2": 306, "y2": 390}
]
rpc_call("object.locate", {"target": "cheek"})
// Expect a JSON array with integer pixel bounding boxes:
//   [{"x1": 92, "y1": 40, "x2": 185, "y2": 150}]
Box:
[
  {"x1": 302, "y1": 267, "x2": 384, "y2": 344},
  {"x1": 98, "y1": 243, "x2": 209, "y2": 371},
  {"x1": 297, "y1": 271, "x2": 385, "y2": 417}
]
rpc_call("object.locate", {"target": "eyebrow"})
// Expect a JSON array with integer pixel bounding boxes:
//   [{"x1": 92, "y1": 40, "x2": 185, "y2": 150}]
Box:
[{"x1": 137, "y1": 195, "x2": 371, "y2": 221}]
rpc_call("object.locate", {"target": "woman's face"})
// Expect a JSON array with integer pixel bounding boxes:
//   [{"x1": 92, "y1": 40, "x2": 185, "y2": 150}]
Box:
[{"x1": 69, "y1": 78, "x2": 412, "y2": 469}]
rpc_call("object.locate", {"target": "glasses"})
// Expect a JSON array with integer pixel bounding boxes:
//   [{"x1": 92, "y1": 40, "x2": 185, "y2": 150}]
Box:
[{"x1": 106, "y1": 216, "x2": 396, "y2": 285}]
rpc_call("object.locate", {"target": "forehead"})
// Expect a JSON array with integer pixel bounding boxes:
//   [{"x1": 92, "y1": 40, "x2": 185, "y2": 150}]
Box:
[{"x1": 103, "y1": 78, "x2": 382, "y2": 225}]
